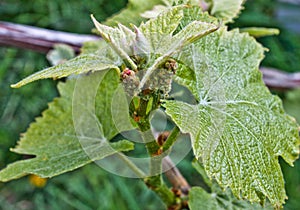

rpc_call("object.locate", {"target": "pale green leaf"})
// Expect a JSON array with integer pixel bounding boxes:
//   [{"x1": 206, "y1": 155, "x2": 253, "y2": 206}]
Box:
[
  {"x1": 140, "y1": 5, "x2": 168, "y2": 19},
  {"x1": 165, "y1": 28, "x2": 300, "y2": 207},
  {"x1": 47, "y1": 44, "x2": 75, "y2": 66},
  {"x1": 11, "y1": 52, "x2": 121, "y2": 88},
  {"x1": 104, "y1": 0, "x2": 163, "y2": 26},
  {"x1": 189, "y1": 187, "x2": 273, "y2": 210},
  {"x1": 139, "y1": 6, "x2": 184, "y2": 54},
  {"x1": 139, "y1": 6, "x2": 218, "y2": 55},
  {"x1": 140, "y1": 0, "x2": 200, "y2": 19},
  {"x1": 138, "y1": 7, "x2": 218, "y2": 89},
  {"x1": 0, "y1": 70, "x2": 134, "y2": 181},
  {"x1": 208, "y1": 0, "x2": 244, "y2": 23},
  {"x1": 178, "y1": 6, "x2": 219, "y2": 29},
  {"x1": 91, "y1": 16, "x2": 138, "y2": 70},
  {"x1": 240, "y1": 27, "x2": 280, "y2": 38}
]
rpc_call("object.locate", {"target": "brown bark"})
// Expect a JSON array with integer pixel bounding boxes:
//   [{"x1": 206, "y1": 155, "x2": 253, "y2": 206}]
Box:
[{"x1": 0, "y1": 21, "x2": 97, "y2": 53}]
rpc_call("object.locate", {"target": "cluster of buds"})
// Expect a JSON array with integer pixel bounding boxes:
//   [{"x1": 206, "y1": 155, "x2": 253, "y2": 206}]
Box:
[
  {"x1": 144, "y1": 68, "x2": 174, "y2": 97},
  {"x1": 121, "y1": 59, "x2": 178, "y2": 98},
  {"x1": 144, "y1": 59, "x2": 178, "y2": 97},
  {"x1": 164, "y1": 58, "x2": 177, "y2": 73},
  {"x1": 121, "y1": 68, "x2": 140, "y2": 97}
]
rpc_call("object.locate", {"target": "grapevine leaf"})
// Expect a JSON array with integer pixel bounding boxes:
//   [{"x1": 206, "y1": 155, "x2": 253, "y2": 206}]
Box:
[
  {"x1": 140, "y1": 5, "x2": 168, "y2": 19},
  {"x1": 189, "y1": 187, "x2": 273, "y2": 210},
  {"x1": 140, "y1": 0, "x2": 200, "y2": 19},
  {"x1": 11, "y1": 52, "x2": 121, "y2": 88},
  {"x1": 207, "y1": 0, "x2": 244, "y2": 23},
  {"x1": 139, "y1": 6, "x2": 218, "y2": 55},
  {"x1": 91, "y1": 16, "x2": 138, "y2": 70},
  {"x1": 138, "y1": 7, "x2": 218, "y2": 89},
  {"x1": 139, "y1": 6, "x2": 184, "y2": 55},
  {"x1": 104, "y1": 0, "x2": 163, "y2": 27},
  {"x1": 0, "y1": 70, "x2": 134, "y2": 181},
  {"x1": 47, "y1": 44, "x2": 75, "y2": 66},
  {"x1": 165, "y1": 28, "x2": 300, "y2": 207}
]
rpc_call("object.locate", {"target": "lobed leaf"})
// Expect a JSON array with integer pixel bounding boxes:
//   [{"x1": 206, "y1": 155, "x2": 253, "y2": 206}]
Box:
[
  {"x1": 165, "y1": 28, "x2": 300, "y2": 207},
  {"x1": 1, "y1": 70, "x2": 133, "y2": 181}
]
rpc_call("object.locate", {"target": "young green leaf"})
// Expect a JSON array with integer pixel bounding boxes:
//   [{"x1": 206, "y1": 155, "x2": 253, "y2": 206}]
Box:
[
  {"x1": 0, "y1": 70, "x2": 134, "y2": 181},
  {"x1": 207, "y1": 0, "x2": 244, "y2": 23},
  {"x1": 104, "y1": 0, "x2": 163, "y2": 26},
  {"x1": 165, "y1": 28, "x2": 300, "y2": 207},
  {"x1": 11, "y1": 51, "x2": 121, "y2": 88},
  {"x1": 91, "y1": 16, "x2": 137, "y2": 70},
  {"x1": 139, "y1": 6, "x2": 184, "y2": 54},
  {"x1": 138, "y1": 6, "x2": 218, "y2": 89}
]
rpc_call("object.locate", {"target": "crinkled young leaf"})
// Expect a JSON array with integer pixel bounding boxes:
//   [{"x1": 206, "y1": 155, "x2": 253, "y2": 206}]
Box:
[
  {"x1": 207, "y1": 0, "x2": 244, "y2": 23},
  {"x1": 11, "y1": 52, "x2": 121, "y2": 88},
  {"x1": 138, "y1": 7, "x2": 218, "y2": 89},
  {"x1": 139, "y1": 6, "x2": 218, "y2": 55},
  {"x1": 140, "y1": 0, "x2": 200, "y2": 19},
  {"x1": 139, "y1": 6, "x2": 184, "y2": 54},
  {"x1": 91, "y1": 16, "x2": 138, "y2": 70},
  {"x1": 0, "y1": 70, "x2": 134, "y2": 181},
  {"x1": 165, "y1": 28, "x2": 300, "y2": 207}
]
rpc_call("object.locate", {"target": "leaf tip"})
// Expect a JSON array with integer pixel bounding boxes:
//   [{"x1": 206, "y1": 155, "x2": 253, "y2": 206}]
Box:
[{"x1": 10, "y1": 83, "x2": 19, "y2": 88}]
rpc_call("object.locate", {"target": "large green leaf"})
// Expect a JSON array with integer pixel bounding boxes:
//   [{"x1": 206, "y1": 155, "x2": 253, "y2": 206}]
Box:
[
  {"x1": 165, "y1": 28, "x2": 300, "y2": 207},
  {"x1": 0, "y1": 70, "x2": 133, "y2": 181}
]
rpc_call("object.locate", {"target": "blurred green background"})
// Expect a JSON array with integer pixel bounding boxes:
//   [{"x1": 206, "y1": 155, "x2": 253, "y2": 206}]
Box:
[{"x1": 0, "y1": 0, "x2": 299, "y2": 209}]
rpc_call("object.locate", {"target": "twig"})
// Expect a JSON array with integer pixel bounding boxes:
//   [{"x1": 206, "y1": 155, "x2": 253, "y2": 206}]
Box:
[
  {"x1": 0, "y1": 21, "x2": 98, "y2": 53},
  {"x1": 261, "y1": 67, "x2": 300, "y2": 90},
  {"x1": 163, "y1": 156, "x2": 191, "y2": 196}
]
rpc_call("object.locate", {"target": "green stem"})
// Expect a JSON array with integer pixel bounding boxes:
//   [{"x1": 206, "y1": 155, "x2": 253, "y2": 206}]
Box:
[
  {"x1": 144, "y1": 175, "x2": 176, "y2": 207},
  {"x1": 116, "y1": 153, "x2": 146, "y2": 178},
  {"x1": 162, "y1": 126, "x2": 180, "y2": 152}
]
